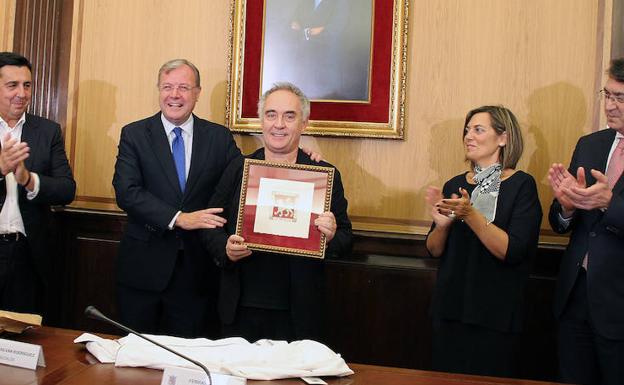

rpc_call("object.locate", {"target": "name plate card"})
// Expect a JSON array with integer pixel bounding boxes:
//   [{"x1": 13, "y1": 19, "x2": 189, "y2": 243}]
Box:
[
  {"x1": 161, "y1": 367, "x2": 246, "y2": 385},
  {"x1": 0, "y1": 338, "x2": 45, "y2": 370}
]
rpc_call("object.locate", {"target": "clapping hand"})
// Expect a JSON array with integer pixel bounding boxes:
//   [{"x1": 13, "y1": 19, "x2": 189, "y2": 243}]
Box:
[
  {"x1": 425, "y1": 186, "x2": 454, "y2": 227},
  {"x1": 548, "y1": 164, "x2": 612, "y2": 213},
  {"x1": 436, "y1": 188, "x2": 473, "y2": 220},
  {"x1": 0, "y1": 133, "x2": 30, "y2": 177}
]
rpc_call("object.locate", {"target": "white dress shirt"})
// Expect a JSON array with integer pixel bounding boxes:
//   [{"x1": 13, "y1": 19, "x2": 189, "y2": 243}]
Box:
[
  {"x1": 161, "y1": 114, "x2": 194, "y2": 229},
  {"x1": 0, "y1": 113, "x2": 41, "y2": 236}
]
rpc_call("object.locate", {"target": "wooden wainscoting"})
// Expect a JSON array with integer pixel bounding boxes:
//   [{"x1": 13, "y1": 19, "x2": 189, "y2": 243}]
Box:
[{"x1": 47, "y1": 208, "x2": 562, "y2": 381}]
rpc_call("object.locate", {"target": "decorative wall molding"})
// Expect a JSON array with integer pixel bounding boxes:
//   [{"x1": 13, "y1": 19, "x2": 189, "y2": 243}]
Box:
[
  {"x1": 13, "y1": 0, "x2": 73, "y2": 128},
  {"x1": 613, "y1": 0, "x2": 624, "y2": 59}
]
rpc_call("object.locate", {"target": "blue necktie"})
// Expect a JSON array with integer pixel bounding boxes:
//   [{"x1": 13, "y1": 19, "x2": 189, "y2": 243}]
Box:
[{"x1": 172, "y1": 127, "x2": 186, "y2": 192}]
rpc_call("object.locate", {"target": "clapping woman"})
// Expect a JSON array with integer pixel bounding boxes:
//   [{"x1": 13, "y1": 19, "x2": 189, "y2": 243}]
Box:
[{"x1": 425, "y1": 105, "x2": 542, "y2": 377}]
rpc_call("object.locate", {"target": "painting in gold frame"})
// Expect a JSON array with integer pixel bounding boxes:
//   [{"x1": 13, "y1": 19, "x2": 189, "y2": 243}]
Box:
[{"x1": 226, "y1": 0, "x2": 409, "y2": 139}]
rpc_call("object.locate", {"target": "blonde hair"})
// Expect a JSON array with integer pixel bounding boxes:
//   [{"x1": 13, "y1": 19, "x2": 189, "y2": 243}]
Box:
[{"x1": 157, "y1": 59, "x2": 201, "y2": 88}]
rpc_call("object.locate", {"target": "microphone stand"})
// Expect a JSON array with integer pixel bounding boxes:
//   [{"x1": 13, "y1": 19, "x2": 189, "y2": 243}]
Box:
[{"x1": 85, "y1": 305, "x2": 212, "y2": 385}]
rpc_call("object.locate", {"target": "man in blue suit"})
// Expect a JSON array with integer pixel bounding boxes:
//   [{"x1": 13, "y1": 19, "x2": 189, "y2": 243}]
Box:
[
  {"x1": 548, "y1": 58, "x2": 624, "y2": 385},
  {"x1": 113, "y1": 59, "x2": 241, "y2": 337}
]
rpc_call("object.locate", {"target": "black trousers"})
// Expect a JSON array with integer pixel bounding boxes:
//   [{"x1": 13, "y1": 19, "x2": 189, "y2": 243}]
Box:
[
  {"x1": 116, "y1": 250, "x2": 217, "y2": 338},
  {"x1": 558, "y1": 269, "x2": 624, "y2": 385},
  {"x1": 0, "y1": 235, "x2": 39, "y2": 313},
  {"x1": 432, "y1": 318, "x2": 519, "y2": 378},
  {"x1": 222, "y1": 306, "x2": 295, "y2": 342}
]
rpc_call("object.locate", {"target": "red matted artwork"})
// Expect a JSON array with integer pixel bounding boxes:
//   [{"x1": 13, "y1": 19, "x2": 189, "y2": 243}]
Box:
[
  {"x1": 226, "y1": 0, "x2": 409, "y2": 138},
  {"x1": 236, "y1": 159, "x2": 334, "y2": 258}
]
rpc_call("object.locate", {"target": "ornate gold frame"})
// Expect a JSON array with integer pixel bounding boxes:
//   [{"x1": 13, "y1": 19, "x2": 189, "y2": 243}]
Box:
[
  {"x1": 226, "y1": 0, "x2": 409, "y2": 139},
  {"x1": 236, "y1": 159, "x2": 335, "y2": 258}
]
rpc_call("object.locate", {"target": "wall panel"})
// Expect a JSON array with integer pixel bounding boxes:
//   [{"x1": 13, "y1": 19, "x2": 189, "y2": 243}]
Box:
[
  {"x1": 61, "y1": 0, "x2": 611, "y2": 237},
  {"x1": 274, "y1": 0, "x2": 607, "y2": 235},
  {"x1": 65, "y1": 1, "x2": 232, "y2": 208},
  {"x1": 613, "y1": 0, "x2": 624, "y2": 58},
  {"x1": 0, "y1": 0, "x2": 15, "y2": 51},
  {"x1": 47, "y1": 209, "x2": 562, "y2": 381},
  {"x1": 12, "y1": 0, "x2": 72, "y2": 125}
]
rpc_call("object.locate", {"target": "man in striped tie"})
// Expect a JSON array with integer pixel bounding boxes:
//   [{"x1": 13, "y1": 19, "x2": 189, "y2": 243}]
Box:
[{"x1": 548, "y1": 58, "x2": 624, "y2": 385}]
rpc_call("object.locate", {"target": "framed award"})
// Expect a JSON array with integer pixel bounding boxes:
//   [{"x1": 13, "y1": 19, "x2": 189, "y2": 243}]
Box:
[{"x1": 236, "y1": 159, "x2": 334, "y2": 258}]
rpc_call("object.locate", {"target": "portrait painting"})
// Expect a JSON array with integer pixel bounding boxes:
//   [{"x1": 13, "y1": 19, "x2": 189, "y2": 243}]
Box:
[
  {"x1": 261, "y1": 0, "x2": 373, "y2": 102},
  {"x1": 227, "y1": 0, "x2": 409, "y2": 138}
]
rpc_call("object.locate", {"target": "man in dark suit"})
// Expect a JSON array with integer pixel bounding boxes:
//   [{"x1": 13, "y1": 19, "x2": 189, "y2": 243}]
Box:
[
  {"x1": 200, "y1": 82, "x2": 352, "y2": 342},
  {"x1": 548, "y1": 58, "x2": 624, "y2": 385},
  {"x1": 0, "y1": 52, "x2": 76, "y2": 313},
  {"x1": 112, "y1": 59, "x2": 241, "y2": 337},
  {"x1": 286, "y1": 0, "x2": 369, "y2": 100}
]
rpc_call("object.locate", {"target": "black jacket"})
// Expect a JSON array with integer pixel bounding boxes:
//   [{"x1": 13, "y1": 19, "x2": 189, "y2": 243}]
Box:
[
  {"x1": 200, "y1": 148, "x2": 352, "y2": 340},
  {"x1": 549, "y1": 128, "x2": 624, "y2": 340}
]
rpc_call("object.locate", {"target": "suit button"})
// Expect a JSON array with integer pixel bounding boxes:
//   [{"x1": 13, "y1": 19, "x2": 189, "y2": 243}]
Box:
[{"x1": 589, "y1": 231, "x2": 596, "y2": 237}]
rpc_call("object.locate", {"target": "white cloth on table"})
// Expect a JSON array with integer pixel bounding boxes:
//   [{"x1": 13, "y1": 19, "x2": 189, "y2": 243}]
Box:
[{"x1": 74, "y1": 333, "x2": 353, "y2": 381}]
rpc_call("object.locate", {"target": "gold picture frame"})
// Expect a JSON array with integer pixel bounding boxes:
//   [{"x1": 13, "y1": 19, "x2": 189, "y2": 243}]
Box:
[
  {"x1": 236, "y1": 159, "x2": 334, "y2": 258},
  {"x1": 226, "y1": 0, "x2": 409, "y2": 139}
]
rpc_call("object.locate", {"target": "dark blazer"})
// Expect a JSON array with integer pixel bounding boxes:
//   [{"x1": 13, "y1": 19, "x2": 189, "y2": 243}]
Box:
[
  {"x1": 200, "y1": 148, "x2": 352, "y2": 340},
  {"x1": 549, "y1": 128, "x2": 624, "y2": 340},
  {"x1": 429, "y1": 171, "x2": 542, "y2": 333},
  {"x1": 20, "y1": 114, "x2": 76, "y2": 283},
  {"x1": 112, "y1": 113, "x2": 241, "y2": 292}
]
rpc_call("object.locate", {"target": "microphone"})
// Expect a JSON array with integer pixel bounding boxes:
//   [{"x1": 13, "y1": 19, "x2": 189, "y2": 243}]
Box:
[{"x1": 85, "y1": 306, "x2": 212, "y2": 385}]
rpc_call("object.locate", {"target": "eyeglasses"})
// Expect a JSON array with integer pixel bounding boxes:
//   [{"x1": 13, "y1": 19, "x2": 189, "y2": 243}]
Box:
[
  {"x1": 598, "y1": 89, "x2": 624, "y2": 104},
  {"x1": 159, "y1": 84, "x2": 196, "y2": 94},
  {"x1": 264, "y1": 111, "x2": 298, "y2": 123}
]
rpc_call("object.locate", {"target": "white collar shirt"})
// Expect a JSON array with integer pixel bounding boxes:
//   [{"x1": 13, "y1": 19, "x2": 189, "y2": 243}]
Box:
[
  {"x1": 0, "y1": 112, "x2": 40, "y2": 235},
  {"x1": 161, "y1": 113, "x2": 193, "y2": 179},
  {"x1": 606, "y1": 130, "x2": 624, "y2": 170},
  {"x1": 161, "y1": 114, "x2": 194, "y2": 230}
]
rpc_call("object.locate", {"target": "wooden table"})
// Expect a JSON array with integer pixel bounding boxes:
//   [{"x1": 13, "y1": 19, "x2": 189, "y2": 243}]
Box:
[{"x1": 0, "y1": 327, "x2": 567, "y2": 385}]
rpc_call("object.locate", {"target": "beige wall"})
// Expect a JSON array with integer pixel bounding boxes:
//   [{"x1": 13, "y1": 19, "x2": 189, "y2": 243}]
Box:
[
  {"x1": 66, "y1": 1, "x2": 233, "y2": 208},
  {"x1": 0, "y1": 0, "x2": 15, "y2": 51},
  {"x1": 64, "y1": 0, "x2": 611, "y2": 238}
]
